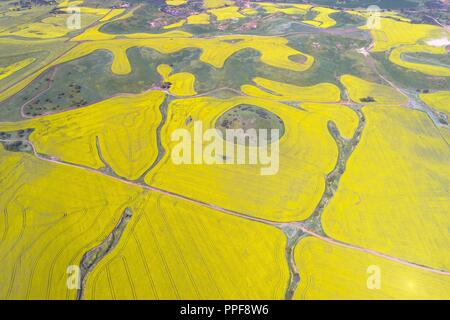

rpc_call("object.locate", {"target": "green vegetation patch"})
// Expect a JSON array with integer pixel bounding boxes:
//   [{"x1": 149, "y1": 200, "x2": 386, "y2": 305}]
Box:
[
  {"x1": 0, "y1": 128, "x2": 34, "y2": 153},
  {"x1": 0, "y1": 48, "x2": 202, "y2": 120},
  {"x1": 284, "y1": 32, "x2": 374, "y2": 88},
  {"x1": 372, "y1": 52, "x2": 450, "y2": 91},
  {"x1": 100, "y1": 1, "x2": 204, "y2": 34},
  {"x1": 401, "y1": 52, "x2": 450, "y2": 69},
  {"x1": 0, "y1": 49, "x2": 155, "y2": 120},
  {"x1": 215, "y1": 104, "x2": 285, "y2": 145},
  {"x1": 330, "y1": 11, "x2": 366, "y2": 28}
]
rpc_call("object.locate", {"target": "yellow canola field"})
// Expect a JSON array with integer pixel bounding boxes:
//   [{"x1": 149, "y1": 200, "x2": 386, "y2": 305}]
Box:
[
  {"x1": 187, "y1": 13, "x2": 211, "y2": 25},
  {"x1": 361, "y1": 18, "x2": 444, "y2": 52},
  {"x1": 166, "y1": 0, "x2": 187, "y2": 5},
  {"x1": 209, "y1": 6, "x2": 245, "y2": 21},
  {"x1": 322, "y1": 106, "x2": 450, "y2": 271},
  {"x1": 294, "y1": 237, "x2": 450, "y2": 299},
  {"x1": 241, "y1": 7, "x2": 258, "y2": 15},
  {"x1": 59, "y1": 7, "x2": 126, "y2": 23},
  {"x1": 83, "y1": 192, "x2": 288, "y2": 299},
  {"x1": 163, "y1": 19, "x2": 186, "y2": 29},
  {"x1": 257, "y1": 2, "x2": 310, "y2": 15},
  {"x1": 420, "y1": 91, "x2": 450, "y2": 115},
  {"x1": 0, "y1": 57, "x2": 35, "y2": 81},
  {"x1": 157, "y1": 64, "x2": 197, "y2": 96},
  {"x1": 57, "y1": 0, "x2": 84, "y2": 7},
  {"x1": 438, "y1": 127, "x2": 450, "y2": 145},
  {"x1": 302, "y1": 103, "x2": 358, "y2": 140},
  {"x1": 0, "y1": 90, "x2": 165, "y2": 180},
  {"x1": 418, "y1": 91, "x2": 450, "y2": 143},
  {"x1": 99, "y1": 9, "x2": 126, "y2": 22},
  {"x1": 254, "y1": 2, "x2": 311, "y2": 10},
  {"x1": 340, "y1": 74, "x2": 408, "y2": 105},
  {"x1": 144, "y1": 96, "x2": 358, "y2": 221},
  {"x1": 389, "y1": 44, "x2": 450, "y2": 77},
  {"x1": 0, "y1": 147, "x2": 142, "y2": 299},
  {"x1": 303, "y1": 7, "x2": 338, "y2": 28},
  {"x1": 203, "y1": 0, "x2": 235, "y2": 9},
  {"x1": 241, "y1": 77, "x2": 341, "y2": 102}
]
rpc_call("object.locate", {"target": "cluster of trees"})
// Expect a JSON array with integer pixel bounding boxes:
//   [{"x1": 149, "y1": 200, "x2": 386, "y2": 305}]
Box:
[{"x1": 360, "y1": 96, "x2": 375, "y2": 102}]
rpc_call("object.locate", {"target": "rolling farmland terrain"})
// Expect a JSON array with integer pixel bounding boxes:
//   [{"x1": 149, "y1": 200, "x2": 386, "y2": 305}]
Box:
[{"x1": 0, "y1": 0, "x2": 449, "y2": 300}]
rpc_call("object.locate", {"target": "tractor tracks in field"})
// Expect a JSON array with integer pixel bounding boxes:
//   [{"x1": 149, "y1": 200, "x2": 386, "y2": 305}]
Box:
[{"x1": 1, "y1": 121, "x2": 449, "y2": 301}]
